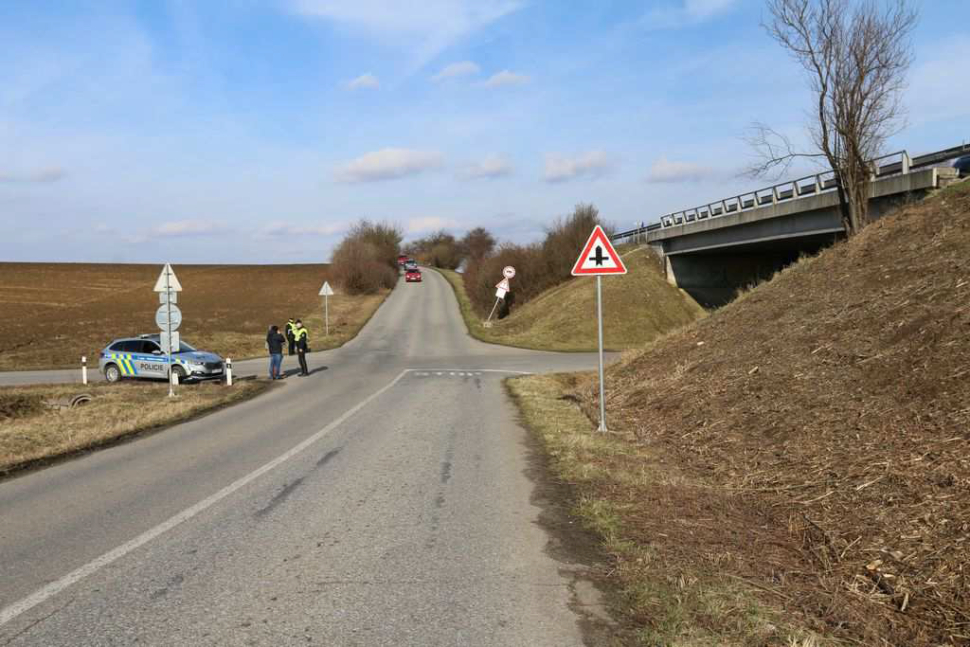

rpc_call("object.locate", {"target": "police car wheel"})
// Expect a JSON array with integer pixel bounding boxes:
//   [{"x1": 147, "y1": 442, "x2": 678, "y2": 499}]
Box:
[
  {"x1": 104, "y1": 364, "x2": 122, "y2": 383},
  {"x1": 172, "y1": 366, "x2": 187, "y2": 381}
]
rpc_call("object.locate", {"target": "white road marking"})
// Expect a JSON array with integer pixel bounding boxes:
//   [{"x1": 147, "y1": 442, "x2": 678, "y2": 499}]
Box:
[
  {"x1": 410, "y1": 368, "x2": 534, "y2": 375},
  {"x1": 0, "y1": 369, "x2": 411, "y2": 629}
]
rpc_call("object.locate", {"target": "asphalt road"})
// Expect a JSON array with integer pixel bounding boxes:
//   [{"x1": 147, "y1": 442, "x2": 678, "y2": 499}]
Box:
[{"x1": 0, "y1": 269, "x2": 610, "y2": 646}]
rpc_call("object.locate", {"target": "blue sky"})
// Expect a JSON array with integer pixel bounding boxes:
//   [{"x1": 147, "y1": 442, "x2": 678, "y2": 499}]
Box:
[{"x1": 1, "y1": 0, "x2": 967, "y2": 263}]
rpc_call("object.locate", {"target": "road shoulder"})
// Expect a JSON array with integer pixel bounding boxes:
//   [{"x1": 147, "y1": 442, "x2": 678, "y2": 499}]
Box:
[
  {"x1": 506, "y1": 372, "x2": 825, "y2": 647},
  {"x1": 0, "y1": 380, "x2": 274, "y2": 479}
]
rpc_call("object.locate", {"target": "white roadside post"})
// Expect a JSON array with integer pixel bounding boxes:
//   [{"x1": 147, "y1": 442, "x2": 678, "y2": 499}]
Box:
[
  {"x1": 81, "y1": 356, "x2": 88, "y2": 385},
  {"x1": 153, "y1": 263, "x2": 183, "y2": 398},
  {"x1": 319, "y1": 281, "x2": 335, "y2": 337},
  {"x1": 485, "y1": 266, "x2": 516, "y2": 326},
  {"x1": 226, "y1": 358, "x2": 233, "y2": 386},
  {"x1": 570, "y1": 225, "x2": 627, "y2": 432}
]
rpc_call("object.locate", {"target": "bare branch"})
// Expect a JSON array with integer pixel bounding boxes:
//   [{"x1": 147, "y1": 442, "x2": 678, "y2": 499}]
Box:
[{"x1": 748, "y1": 0, "x2": 918, "y2": 234}]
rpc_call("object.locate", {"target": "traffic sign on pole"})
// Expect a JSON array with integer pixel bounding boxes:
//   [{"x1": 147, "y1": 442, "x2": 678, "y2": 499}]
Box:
[
  {"x1": 319, "y1": 281, "x2": 335, "y2": 336},
  {"x1": 571, "y1": 226, "x2": 627, "y2": 432},
  {"x1": 502, "y1": 266, "x2": 516, "y2": 279},
  {"x1": 155, "y1": 304, "x2": 183, "y2": 330},
  {"x1": 571, "y1": 226, "x2": 626, "y2": 276},
  {"x1": 154, "y1": 263, "x2": 182, "y2": 398},
  {"x1": 153, "y1": 263, "x2": 183, "y2": 292}
]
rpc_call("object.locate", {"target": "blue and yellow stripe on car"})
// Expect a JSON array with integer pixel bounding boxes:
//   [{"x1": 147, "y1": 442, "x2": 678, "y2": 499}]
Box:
[{"x1": 108, "y1": 353, "x2": 138, "y2": 376}]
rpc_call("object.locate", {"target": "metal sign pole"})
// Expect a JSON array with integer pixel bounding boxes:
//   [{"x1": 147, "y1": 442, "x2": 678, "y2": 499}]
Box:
[
  {"x1": 325, "y1": 294, "x2": 330, "y2": 336},
  {"x1": 485, "y1": 297, "x2": 501, "y2": 324},
  {"x1": 596, "y1": 275, "x2": 607, "y2": 432},
  {"x1": 166, "y1": 269, "x2": 174, "y2": 398}
]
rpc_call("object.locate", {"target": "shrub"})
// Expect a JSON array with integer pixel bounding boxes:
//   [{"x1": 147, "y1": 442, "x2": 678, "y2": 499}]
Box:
[
  {"x1": 405, "y1": 230, "x2": 464, "y2": 269},
  {"x1": 462, "y1": 203, "x2": 609, "y2": 316},
  {"x1": 330, "y1": 220, "x2": 402, "y2": 294}
]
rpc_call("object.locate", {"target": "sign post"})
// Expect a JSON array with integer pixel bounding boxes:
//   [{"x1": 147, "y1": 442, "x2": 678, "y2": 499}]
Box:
[
  {"x1": 485, "y1": 267, "x2": 516, "y2": 326},
  {"x1": 153, "y1": 263, "x2": 183, "y2": 398},
  {"x1": 571, "y1": 225, "x2": 626, "y2": 432},
  {"x1": 319, "y1": 281, "x2": 335, "y2": 336}
]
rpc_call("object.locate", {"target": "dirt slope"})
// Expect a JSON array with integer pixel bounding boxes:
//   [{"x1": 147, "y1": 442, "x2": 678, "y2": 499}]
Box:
[
  {"x1": 570, "y1": 181, "x2": 970, "y2": 644},
  {"x1": 443, "y1": 248, "x2": 706, "y2": 352}
]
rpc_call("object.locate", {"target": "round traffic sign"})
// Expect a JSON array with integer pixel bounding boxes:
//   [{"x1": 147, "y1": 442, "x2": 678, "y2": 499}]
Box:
[
  {"x1": 502, "y1": 266, "x2": 516, "y2": 279},
  {"x1": 155, "y1": 304, "x2": 183, "y2": 331}
]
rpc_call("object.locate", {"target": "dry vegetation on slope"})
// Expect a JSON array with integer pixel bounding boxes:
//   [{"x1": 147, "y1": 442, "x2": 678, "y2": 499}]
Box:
[
  {"x1": 520, "y1": 180, "x2": 970, "y2": 646},
  {"x1": 440, "y1": 248, "x2": 706, "y2": 352}
]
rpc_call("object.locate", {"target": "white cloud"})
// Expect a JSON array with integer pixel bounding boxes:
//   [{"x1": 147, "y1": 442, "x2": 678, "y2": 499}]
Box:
[
  {"x1": 347, "y1": 73, "x2": 380, "y2": 89},
  {"x1": 292, "y1": 0, "x2": 523, "y2": 71},
  {"x1": 646, "y1": 157, "x2": 718, "y2": 183},
  {"x1": 334, "y1": 148, "x2": 444, "y2": 183},
  {"x1": 457, "y1": 156, "x2": 513, "y2": 180},
  {"x1": 543, "y1": 151, "x2": 613, "y2": 183},
  {"x1": 0, "y1": 167, "x2": 66, "y2": 183},
  {"x1": 407, "y1": 216, "x2": 460, "y2": 233},
  {"x1": 642, "y1": 0, "x2": 738, "y2": 30},
  {"x1": 431, "y1": 61, "x2": 481, "y2": 82},
  {"x1": 481, "y1": 70, "x2": 530, "y2": 88},
  {"x1": 152, "y1": 220, "x2": 227, "y2": 237},
  {"x1": 261, "y1": 221, "x2": 348, "y2": 237}
]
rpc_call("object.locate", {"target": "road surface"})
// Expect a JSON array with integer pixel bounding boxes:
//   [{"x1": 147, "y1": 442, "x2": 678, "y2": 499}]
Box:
[{"x1": 0, "y1": 269, "x2": 610, "y2": 646}]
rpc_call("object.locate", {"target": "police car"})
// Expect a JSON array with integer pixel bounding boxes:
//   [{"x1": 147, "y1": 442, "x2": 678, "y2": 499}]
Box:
[{"x1": 99, "y1": 334, "x2": 225, "y2": 383}]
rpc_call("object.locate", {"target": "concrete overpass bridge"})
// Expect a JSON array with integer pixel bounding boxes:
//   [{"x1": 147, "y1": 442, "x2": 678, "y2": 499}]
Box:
[{"x1": 615, "y1": 145, "x2": 967, "y2": 306}]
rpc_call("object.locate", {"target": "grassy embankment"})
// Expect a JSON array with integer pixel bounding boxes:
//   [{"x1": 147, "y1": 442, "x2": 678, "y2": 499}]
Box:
[
  {"x1": 437, "y1": 248, "x2": 705, "y2": 352},
  {"x1": 510, "y1": 179, "x2": 970, "y2": 646},
  {"x1": 0, "y1": 263, "x2": 388, "y2": 371},
  {"x1": 0, "y1": 380, "x2": 271, "y2": 476}
]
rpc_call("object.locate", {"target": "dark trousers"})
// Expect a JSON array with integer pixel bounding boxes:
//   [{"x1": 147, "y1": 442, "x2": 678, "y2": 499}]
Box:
[
  {"x1": 287, "y1": 339, "x2": 296, "y2": 355},
  {"x1": 297, "y1": 349, "x2": 308, "y2": 375}
]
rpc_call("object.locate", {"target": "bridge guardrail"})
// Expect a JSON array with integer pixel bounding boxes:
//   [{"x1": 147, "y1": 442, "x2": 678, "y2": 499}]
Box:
[{"x1": 612, "y1": 149, "x2": 931, "y2": 242}]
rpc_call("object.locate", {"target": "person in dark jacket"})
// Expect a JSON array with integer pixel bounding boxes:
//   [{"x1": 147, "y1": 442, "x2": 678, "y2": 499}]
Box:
[
  {"x1": 294, "y1": 319, "x2": 309, "y2": 376},
  {"x1": 266, "y1": 325, "x2": 286, "y2": 379},
  {"x1": 285, "y1": 318, "x2": 297, "y2": 356}
]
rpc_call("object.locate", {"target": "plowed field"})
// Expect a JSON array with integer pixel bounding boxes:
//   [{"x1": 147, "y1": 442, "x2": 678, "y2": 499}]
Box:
[{"x1": 0, "y1": 263, "x2": 387, "y2": 371}]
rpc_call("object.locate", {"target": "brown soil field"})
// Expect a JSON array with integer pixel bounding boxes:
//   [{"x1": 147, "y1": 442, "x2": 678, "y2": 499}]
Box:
[
  {"x1": 0, "y1": 263, "x2": 388, "y2": 371},
  {"x1": 517, "y1": 180, "x2": 970, "y2": 646}
]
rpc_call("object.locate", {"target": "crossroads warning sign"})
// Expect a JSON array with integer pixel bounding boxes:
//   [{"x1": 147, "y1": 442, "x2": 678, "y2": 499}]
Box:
[{"x1": 571, "y1": 225, "x2": 627, "y2": 276}]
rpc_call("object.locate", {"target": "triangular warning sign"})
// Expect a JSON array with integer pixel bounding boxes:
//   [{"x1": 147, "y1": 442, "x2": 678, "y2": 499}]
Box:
[
  {"x1": 571, "y1": 226, "x2": 627, "y2": 276},
  {"x1": 153, "y1": 263, "x2": 183, "y2": 292},
  {"x1": 496, "y1": 278, "x2": 510, "y2": 291}
]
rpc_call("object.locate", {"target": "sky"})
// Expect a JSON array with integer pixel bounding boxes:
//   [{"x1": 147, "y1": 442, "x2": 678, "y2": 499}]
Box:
[{"x1": 1, "y1": 0, "x2": 967, "y2": 264}]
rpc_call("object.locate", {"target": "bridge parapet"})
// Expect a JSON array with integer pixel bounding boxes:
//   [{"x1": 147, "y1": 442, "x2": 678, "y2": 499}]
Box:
[{"x1": 613, "y1": 144, "x2": 970, "y2": 244}]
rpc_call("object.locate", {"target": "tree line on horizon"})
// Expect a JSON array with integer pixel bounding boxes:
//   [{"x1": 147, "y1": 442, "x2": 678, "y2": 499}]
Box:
[{"x1": 329, "y1": 203, "x2": 610, "y2": 318}]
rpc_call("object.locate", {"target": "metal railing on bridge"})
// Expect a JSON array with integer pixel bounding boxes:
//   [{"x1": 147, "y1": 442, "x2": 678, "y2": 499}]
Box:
[{"x1": 612, "y1": 149, "x2": 933, "y2": 242}]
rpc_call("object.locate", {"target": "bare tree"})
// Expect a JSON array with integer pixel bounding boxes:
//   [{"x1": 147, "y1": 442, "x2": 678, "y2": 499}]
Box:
[{"x1": 747, "y1": 0, "x2": 917, "y2": 235}]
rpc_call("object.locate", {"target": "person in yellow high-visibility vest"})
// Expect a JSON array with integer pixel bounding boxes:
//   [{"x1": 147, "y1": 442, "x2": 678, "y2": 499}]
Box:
[
  {"x1": 285, "y1": 318, "x2": 297, "y2": 356},
  {"x1": 294, "y1": 320, "x2": 309, "y2": 376}
]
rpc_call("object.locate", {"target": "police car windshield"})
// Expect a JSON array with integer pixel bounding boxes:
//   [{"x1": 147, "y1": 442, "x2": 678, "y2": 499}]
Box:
[{"x1": 174, "y1": 341, "x2": 196, "y2": 353}]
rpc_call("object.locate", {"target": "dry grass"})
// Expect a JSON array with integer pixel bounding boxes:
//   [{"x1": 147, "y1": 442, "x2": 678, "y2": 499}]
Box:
[
  {"x1": 508, "y1": 373, "x2": 829, "y2": 646},
  {"x1": 0, "y1": 380, "x2": 271, "y2": 475},
  {"x1": 516, "y1": 180, "x2": 970, "y2": 646},
  {"x1": 437, "y1": 249, "x2": 705, "y2": 352},
  {"x1": 0, "y1": 263, "x2": 388, "y2": 371}
]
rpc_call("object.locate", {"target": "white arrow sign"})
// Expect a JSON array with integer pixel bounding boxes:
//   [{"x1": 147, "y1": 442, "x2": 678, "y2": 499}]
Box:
[
  {"x1": 319, "y1": 281, "x2": 335, "y2": 297},
  {"x1": 153, "y1": 263, "x2": 183, "y2": 292}
]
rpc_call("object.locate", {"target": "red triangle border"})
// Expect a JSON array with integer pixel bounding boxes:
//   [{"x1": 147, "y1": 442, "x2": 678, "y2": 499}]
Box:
[{"x1": 571, "y1": 225, "x2": 627, "y2": 276}]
